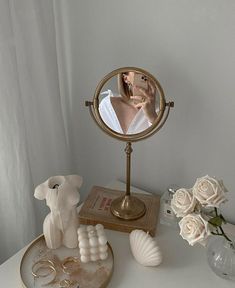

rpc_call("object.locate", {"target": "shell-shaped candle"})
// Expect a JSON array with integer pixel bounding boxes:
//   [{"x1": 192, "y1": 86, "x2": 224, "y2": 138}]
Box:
[{"x1": 129, "y1": 230, "x2": 163, "y2": 267}]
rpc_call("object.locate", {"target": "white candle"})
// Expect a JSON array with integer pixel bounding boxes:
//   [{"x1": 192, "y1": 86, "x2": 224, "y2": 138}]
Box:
[
  {"x1": 98, "y1": 235, "x2": 107, "y2": 246},
  {"x1": 91, "y1": 254, "x2": 99, "y2": 261},
  {"x1": 81, "y1": 255, "x2": 90, "y2": 263},
  {"x1": 99, "y1": 245, "x2": 108, "y2": 253},
  {"x1": 79, "y1": 238, "x2": 89, "y2": 248},
  {"x1": 90, "y1": 247, "x2": 99, "y2": 254},
  {"x1": 129, "y1": 230, "x2": 162, "y2": 267},
  {"x1": 99, "y1": 252, "x2": 108, "y2": 260},
  {"x1": 77, "y1": 224, "x2": 109, "y2": 263}
]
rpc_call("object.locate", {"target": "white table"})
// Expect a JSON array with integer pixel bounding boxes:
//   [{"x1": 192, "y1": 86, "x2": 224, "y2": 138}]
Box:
[{"x1": 0, "y1": 181, "x2": 234, "y2": 287}]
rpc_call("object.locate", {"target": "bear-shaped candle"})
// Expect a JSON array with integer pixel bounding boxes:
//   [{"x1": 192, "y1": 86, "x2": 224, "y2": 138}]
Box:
[{"x1": 78, "y1": 224, "x2": 108, "y2": 263}]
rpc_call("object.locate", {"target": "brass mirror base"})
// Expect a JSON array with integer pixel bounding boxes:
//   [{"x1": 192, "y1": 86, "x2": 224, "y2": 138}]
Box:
[{"x1": 110, "y1": 195, "x2": 146, "y2": 220}]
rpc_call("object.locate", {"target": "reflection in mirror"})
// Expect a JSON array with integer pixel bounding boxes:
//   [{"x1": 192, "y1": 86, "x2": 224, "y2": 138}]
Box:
[{"x1": 98, "y1": 71, "x2": 160, "y2": 135}]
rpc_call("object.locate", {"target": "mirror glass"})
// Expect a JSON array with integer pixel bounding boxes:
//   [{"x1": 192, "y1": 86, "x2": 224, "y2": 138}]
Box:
[{"x1": 98, "y1": 70, "x2": 161, "y2": 135}]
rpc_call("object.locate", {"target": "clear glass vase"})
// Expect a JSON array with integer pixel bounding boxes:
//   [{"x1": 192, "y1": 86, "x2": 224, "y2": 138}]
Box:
[{"x1": 207, "y1": 236, "x2": 235, "y2": 281}]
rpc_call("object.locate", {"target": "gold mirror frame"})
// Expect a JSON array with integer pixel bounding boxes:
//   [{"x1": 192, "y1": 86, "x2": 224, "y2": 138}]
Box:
[
  {"x1": 87, "y1": 67, "x2": 170, "y2": 142},
  {"x1": 86, "y1": 67, "x2": 174, "y2": 220}
]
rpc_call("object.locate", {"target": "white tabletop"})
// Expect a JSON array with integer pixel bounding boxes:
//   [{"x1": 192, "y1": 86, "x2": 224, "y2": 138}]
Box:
[{"x1": 0, "y1": 181, "x2": 234, "y2": 287}]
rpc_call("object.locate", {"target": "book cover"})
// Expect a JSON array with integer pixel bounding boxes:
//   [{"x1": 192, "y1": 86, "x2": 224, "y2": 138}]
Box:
[{"x1": 78, "y1": 186, "x2": 160, "y2": 236}]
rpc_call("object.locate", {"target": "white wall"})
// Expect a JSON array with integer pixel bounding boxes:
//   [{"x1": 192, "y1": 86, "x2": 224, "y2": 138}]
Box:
[{"x1": 62, "y1": 0, "x2": 235, "y2": 222}]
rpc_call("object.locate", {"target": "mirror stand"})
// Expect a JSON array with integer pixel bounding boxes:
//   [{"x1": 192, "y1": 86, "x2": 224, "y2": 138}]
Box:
[
  {"x1": 110, "y1": 142, "x2": 146, "y2": 220},
  {"x1": 85, "y1": 67, "x2": 174, "y2": 225}
]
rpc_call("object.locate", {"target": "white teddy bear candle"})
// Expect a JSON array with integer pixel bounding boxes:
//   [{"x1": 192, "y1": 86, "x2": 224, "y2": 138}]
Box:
[{"x1": 78, "y1": 224, "x2": 108, "y2": 263}]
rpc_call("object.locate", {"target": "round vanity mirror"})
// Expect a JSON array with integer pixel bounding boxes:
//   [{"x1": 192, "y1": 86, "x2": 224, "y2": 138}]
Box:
[
  {"x1": 86, "y1": 67, "x2": 174, "y2": 220},
  {"x1": 89, "y1": 67, "x2": 168, "y2": 142}
]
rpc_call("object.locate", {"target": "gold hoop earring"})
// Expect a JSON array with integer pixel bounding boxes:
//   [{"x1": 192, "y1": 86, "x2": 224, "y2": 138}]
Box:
[
  {"x1": 32, "y1": 259, "x2": 57, "y2": 286},
  {"x1": 61, "y1": 257, "x2": 80, "y2": 275},
  {"x1": 59, "y1": 279, "x2": 78, "y2": 288},
  {"x1": 32, "y1": 259, "x2": 56, "y2": 277}
]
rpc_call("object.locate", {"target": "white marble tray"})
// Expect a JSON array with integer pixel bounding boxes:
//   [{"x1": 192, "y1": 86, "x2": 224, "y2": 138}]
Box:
[{"x1": 20, "y1": 234, "x2": 114, "y2": 288}]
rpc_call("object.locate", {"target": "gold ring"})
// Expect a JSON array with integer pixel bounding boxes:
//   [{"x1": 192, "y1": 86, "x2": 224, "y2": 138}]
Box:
[
  {"x1": 32, "y1": 264, "x2": 55, "y2": 278},
  {"x1": 32, "y1": 259, "x2": 56, "y2": 277},
  {"x1": 41, "y1": 265, "x2": 57, "y2": 286},
  {"x1": 59, "y1": 279, "x2": 78, "y2": 288},
  {"x1": 61, "y1": 257, "x2": 80, "y2": 275},
  {"x1": 32, "y1": 265, "x2": 57, "y2": 286},
  {"x1": 32, "y1": 259, "x2": 57, "y2": 286}
]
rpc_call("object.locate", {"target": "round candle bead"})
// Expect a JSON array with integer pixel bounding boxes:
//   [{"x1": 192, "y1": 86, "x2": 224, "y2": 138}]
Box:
[
  {"x1": 78, "y1": 232, "x2": 88, "y2": 241},
  {"x1": 99, "y1": 245, "x2": 108, "y2": 253},
  {"x1": 79, "y1": 238, "x2": 89, "y2": 248},
  {"x1": 77, "y1": 226, "x2": 86, "y2": 234},
  {"x1": 80, "y1": 248, "x2": 90, "y2": 256},
  {"x1": 88, "y1": 230, "x2": 97, "y2": 238},
  {"x1": 95, "y1": 224, "x2": 104, "y2": 231},
  {"x1": 89, "y1": 237, "x2": 99, "y2": 247},
  {"x1": 91, "y1": 254, "x2": 99, "y2": 262},
  {"x1": 90, "y1": 247, "x2": 99, "y2": 254},
  {"x1": 81, "y1": 255, "x2": 90, "y2": 263},
  {"x1": 100, "y1": 252, "x2": 108, "y2": 260},
  {"x1": 96, "y1": 229, "x2": 105, "y2": 237},
  {"x1": 98, "y1": 235, "x2": 107, "y2": 246},
  {"x1": 87, "y1": 225, "x2": 95, "y2": 232}
]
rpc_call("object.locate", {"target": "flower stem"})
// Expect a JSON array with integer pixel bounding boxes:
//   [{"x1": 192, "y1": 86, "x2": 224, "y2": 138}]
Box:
[
  {"x1": 213, "y1": 208, "x2": 234, "y2": 247},
  {"x1": 219, "y1": 226, "x2": 233, "y2": 243}
]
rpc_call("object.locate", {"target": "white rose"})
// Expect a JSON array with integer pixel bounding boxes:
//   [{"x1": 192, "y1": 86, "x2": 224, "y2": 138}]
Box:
[
  {"x1": 171, "y1": 188, "x2": 197, "y2": 217},
  {"x1": 179, "y1": 214, "x2": 211, "y2": 246},
  {"x1": 192, "y1": 175, "x2": 227, "y2": 208}
]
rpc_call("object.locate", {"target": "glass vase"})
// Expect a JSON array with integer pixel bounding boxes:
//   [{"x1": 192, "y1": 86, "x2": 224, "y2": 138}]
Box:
[{"x1": 207, "y1": 236, "x2": 235, "y2": 281}]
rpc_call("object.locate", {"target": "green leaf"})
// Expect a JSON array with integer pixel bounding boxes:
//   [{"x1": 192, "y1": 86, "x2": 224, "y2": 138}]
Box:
[{"x1": 209, "y1": 216, "x2": 223, "y2": 227}]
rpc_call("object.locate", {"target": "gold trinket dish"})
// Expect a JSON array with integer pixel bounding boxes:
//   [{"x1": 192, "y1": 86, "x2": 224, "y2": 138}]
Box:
[{"x1": 20, "y1": 234, "x2": 114, "y2": 288}]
